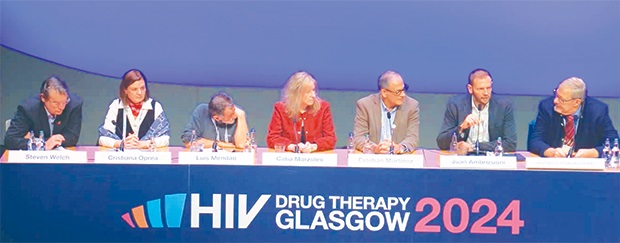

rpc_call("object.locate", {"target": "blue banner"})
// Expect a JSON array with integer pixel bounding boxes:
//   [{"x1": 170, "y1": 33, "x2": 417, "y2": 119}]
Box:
[{"x1": 1, "y1": 164, "x2": 618, "y2": 242}]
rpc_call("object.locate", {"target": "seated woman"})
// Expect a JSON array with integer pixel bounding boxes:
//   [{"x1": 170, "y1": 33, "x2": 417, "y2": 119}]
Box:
[
  {"x1": 98, "y1": 69, "x2": 170, "y2": 149},
  {"x1": 266, "y1": 71, "x2": 336, "y2": 152}
]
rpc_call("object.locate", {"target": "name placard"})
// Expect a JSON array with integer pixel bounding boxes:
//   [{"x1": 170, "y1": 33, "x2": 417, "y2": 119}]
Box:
[
  {"x1": 7, "y1": 150, "x2": 87, "y2": 163},
  {"x1": 347, "y1": 154, "x2": 424, "y2": 168},
  {"x1": 525, "y1": 157, "x2": 605, "y2": 170},
  {"x1": 94, "y1": 151, "x2": 171, "y2": 164},
  {"x1": 261, "y1": 152, "x2": 338, "y2": 167},
  {"x1": 178, "y1": 152, "x2": 255, "y2": 165},
  {"x1": 440, "y1": 155, "x2": 517, "y2": 170}
]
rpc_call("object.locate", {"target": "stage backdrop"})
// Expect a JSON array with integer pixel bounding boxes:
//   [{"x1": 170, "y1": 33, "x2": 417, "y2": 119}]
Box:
[{"x1": 1, "y1": 1, "x2": 619, "y2": 96}]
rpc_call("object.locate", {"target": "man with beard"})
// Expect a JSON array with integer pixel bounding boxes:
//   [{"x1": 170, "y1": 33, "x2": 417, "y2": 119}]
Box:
[{"x1": 436, "y1": 69, "x2": 517, "y2": 152}]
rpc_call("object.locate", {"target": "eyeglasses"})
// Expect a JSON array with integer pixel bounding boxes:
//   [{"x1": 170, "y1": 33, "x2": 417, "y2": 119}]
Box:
[
  {"x1": 48, "y1": 98, "x2": 71, "y2": 107},
  {"x1": 553, "y1": 89, "x2": 577, "y2": 103},
  {"x1": 384, "y1": 83, "x2": 409, "y2": 96}
]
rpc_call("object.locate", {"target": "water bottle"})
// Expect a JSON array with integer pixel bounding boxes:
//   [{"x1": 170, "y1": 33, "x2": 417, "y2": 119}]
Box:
[
  {"x1": 37, "y1": 131, "x2": 46, "y2": 151},
  {"x1": 148, "y1": 136, "x2": 156, "y2": 152},
  {"x1": 611, "y1": 138, "x2": 620, "y2": 169},
  {"x1": 250, "y1": 128, "x2": 257, "y2": 153},
  {"x1": 244, "y1": 132, "x2": 252, "y2": 152},
  {"x1": 494, "y1": 137, "x2": 504, "y2": 157},
  {"x1": 363, "y1": 134, "x2": 372, "y2": 154},
  {"x1": 28, "y1": 130, "x2": 36, "y2": 151},
  {"x1": 602, "y1": 138, "x2": 611, "y2": 168},
  {"x1": 189, "y1": 130, "x2": 199, "y2": 152},
  {"x1": 449, "y1": 132, "x2": 458, "y2": 153},
  {"x1": 347, "y1": 132, "x2": 355, "y2": 154}
]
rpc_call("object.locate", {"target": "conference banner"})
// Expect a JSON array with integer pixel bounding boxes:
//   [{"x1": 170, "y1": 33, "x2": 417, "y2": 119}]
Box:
[{"x1": 1, "y1": 163, "x2": 618, "y2": 242}]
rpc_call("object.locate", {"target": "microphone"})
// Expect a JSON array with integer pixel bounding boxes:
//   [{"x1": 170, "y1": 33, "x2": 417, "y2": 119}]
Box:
[
  {"x1": 300, "y1": 118, "x2": 307, "y2": 144},
  {"x1": 212, "y1": 140, "x2": 218, "y2": 152},
  {"x1": 110, "y1": 120, "x2": 125, "y2": 151},
  {"x1": 475, "y1": 104, "x2": 483, "y2": 155},
  {"x1": 387, "y1": 112, "x2": 394, "y2": 154},
  {"x1": 387, "y1": 112, "x2": 393, "y2": 136},
  {"x1": 292, "y1": 117, "x2": 300, "y2": 153}
]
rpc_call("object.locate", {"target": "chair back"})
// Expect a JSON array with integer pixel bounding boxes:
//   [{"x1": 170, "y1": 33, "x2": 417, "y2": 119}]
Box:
[{"x1": 526, "y1": 119, "x2": 536, "y2": 151}]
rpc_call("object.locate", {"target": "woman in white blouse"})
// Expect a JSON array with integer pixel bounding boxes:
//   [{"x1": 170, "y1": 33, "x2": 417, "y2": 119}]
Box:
[{"x1": 98, "y1": 69, "x2": 170, "y2": 149}]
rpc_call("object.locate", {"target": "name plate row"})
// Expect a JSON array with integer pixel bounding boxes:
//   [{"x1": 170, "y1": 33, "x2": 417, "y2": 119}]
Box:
[{"x1": 6, "y1": 150, "x2": 606, "y2": 171}]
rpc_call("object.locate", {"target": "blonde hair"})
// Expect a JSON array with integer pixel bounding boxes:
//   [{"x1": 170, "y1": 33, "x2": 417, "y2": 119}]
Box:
[{"x1": 282, "y1": 71, "x2": 321, "y2": 119}]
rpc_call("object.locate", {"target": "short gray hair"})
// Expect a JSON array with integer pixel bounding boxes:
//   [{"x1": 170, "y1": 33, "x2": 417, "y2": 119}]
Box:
[
  {"x1": 208, "y1": 92, "x2": 235, "y2": 117},
  {"x1": 40, "y1": 76, "x2": 69, "y2": 98},
  {"x1": 559, "y1": 77, "x2": 587, "y2": 100},
  {"x1": 377, "y1": 70, "x2": 402, "y2": 90}
]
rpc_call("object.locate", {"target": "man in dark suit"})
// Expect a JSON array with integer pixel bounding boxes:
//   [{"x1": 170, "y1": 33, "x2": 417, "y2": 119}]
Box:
[
  {"x1": 528, "y1": 77, "x2": 618, "y2": 157},
  {"x1": 436, "y1": 69, "x2": 517, "y2": 152},
  {"x1": 353, "y1": 70, "x2": 420, "y2": 154},
  {"x1": 4, "y1": 76, "x2": 83, "y2": 150}
]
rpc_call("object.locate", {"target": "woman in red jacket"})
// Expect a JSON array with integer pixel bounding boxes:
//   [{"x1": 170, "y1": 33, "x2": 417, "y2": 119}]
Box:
[{"x1": 266, "y1": 71, "x2": 337, "y2": 152}]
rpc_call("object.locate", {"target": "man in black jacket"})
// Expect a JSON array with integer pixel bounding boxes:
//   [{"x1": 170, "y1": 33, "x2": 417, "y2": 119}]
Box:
[{"x1": 4, "y1": 76, "x2": 83, "y2": 150}]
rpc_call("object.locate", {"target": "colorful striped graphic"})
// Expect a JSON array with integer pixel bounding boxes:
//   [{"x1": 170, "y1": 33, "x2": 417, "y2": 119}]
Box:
[{"x1": 122, "y1": 193, "x2": 187, "y2": 228}]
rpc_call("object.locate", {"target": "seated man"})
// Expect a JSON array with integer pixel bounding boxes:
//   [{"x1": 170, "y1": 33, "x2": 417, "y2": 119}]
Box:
[
  {"x1": 529, "y1": 77, "x2": 619, "y2": 157},
  {"x1": 436, "y1": 69, "x2": 517, "y2": 152},
  {"x1": 4, "y1": 76, "x2": 83, "y2": 150},
  {"x1": 181, "y1": 92, "x2": 248, "y2": 149},
  {"x1": 353, "y1": 70, "x2": 419, "y2": 154}
]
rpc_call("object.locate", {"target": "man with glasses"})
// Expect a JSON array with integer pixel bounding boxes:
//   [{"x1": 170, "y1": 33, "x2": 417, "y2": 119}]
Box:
[
  {"x1": 528, "y1": 77, "x2": 618, "y2": 157},
  {"x1": 4, "y1": 76, "x2": 83, "y2": 150},
  {"x1": 352, "y1": 70, "x2": 420, "y2": 154},
  {"x1": 181, "y1": 92, "x2": 248, "y2": 149},
  {"x1": 436, "y1": 68, "x2": 517, "y2": 152}
]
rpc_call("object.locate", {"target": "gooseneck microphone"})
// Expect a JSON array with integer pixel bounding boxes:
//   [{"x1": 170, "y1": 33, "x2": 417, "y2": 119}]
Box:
[
  {"x1": 475, "y1": 104, "x2": 483, "y2": 155},
  {"x1": 387, "y1": 112, "x2": 393, "y2": 136},
  {"x1": 387, "y1": 112, "x2": 395, "y2": 154},
  {"x1": 300, "y1": 119, "x2": 306, "y2": 144},
  {"x1": 292, "y1": 117, "x2": 300, "y2": 153}
]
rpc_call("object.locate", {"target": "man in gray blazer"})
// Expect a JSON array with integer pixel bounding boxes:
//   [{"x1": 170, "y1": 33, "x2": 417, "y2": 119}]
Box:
[
  {"x1": 436, "y1": 69, "x2": 517, "y2": 152},
  {"x1": 353, "y1": 70, "x2": 420, "y2": 154}
]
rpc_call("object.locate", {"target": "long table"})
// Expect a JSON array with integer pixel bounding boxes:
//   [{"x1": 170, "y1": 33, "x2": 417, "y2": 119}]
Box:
[{"x1": 1, "y1": 147, "x2": 619, "y2": 242}]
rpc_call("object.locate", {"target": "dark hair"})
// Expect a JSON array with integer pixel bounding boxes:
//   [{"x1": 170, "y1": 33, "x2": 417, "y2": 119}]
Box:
[
  {"x1": 208, "y1": 92, "x2": 235, "y2": 117},
  {"x1": 468, "y1": 68, "x2": 493, "y2": 85},
  {"x1": 119, "y1": 69, "x2": 150, "y2": 104},
  {"x1": 40, "y1": 76, "x2": 69, "y2": 98}
]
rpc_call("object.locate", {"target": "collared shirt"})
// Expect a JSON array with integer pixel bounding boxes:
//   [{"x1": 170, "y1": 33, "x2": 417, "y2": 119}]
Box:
[
  {"x1": 44, "y1": 108, "x2": 55, "y2": 135},
  {"x1": 564, "y1": 106, "x2": 582, "y2": 132},
  {"x1": 466, "y1": 98, "x2": 490, "y2": 144},
  {"x1": 380, "y1": 101, "x2": 398, "y2": 142}
]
